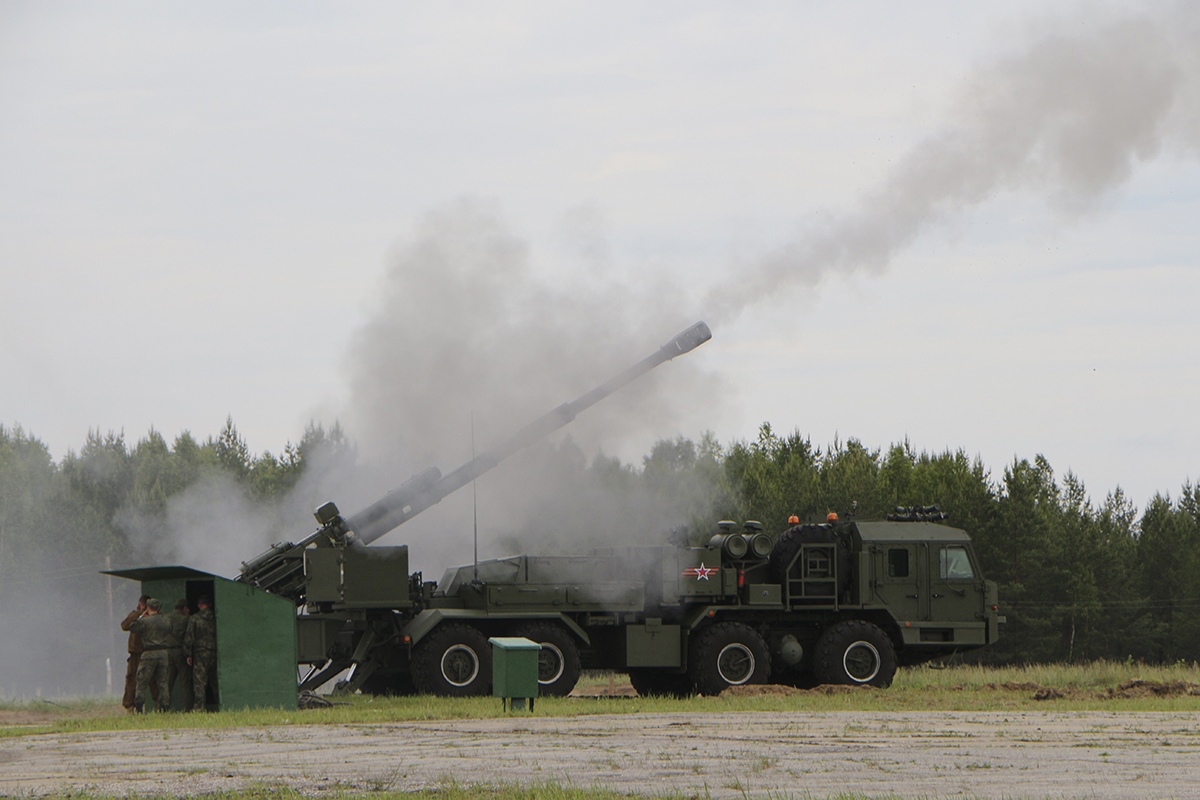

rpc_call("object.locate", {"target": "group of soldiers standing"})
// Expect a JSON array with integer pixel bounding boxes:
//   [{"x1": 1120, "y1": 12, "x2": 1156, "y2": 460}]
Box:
[{"x1": 121, "y1": 594, "x2": 216, "y2": 713}]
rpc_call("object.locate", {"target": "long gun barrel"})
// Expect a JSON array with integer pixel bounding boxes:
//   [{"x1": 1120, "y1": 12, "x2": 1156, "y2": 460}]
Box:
[
  {"x1": 238, "y1": 321, "x2": 712, "y2": 598},
  {"x1": 347, "y1": 320, "x2": 711, "y2": 544}
]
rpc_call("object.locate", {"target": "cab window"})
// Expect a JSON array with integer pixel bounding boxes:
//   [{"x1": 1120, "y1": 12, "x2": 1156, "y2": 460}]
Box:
[
  {"x1": 888, "y1": 548, "x2": 910, "y2": 578},
  {"x1": 939, "y1": 546, "x2": 974, "y2": 580}
]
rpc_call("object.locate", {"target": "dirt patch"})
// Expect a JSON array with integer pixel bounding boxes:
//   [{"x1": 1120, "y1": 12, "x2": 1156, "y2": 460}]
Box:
[
  {"x1": 981, "y1": 681, "x2": 1049, "y2": 692},
  {"x1": 719, "y1": 683, "x2": 803, "y2": 697},
  {"x1": 1102, "y1": 679, "x2": 1200, "y2": 699},
  {"x1": 970, "y1": 678, "x2": 1200, "y2": 701}
]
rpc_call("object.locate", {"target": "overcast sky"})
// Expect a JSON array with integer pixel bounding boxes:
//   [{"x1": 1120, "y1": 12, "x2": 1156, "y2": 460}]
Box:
[{"x1": 2, "y1": 1, "x2": 1198, "y2": 512}]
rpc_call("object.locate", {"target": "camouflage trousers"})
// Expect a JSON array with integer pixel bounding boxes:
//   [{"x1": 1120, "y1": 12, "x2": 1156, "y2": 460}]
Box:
[
  {"x1": 123, "y1": 653, "x2": 163, "y2": 710},
  {"x1": 135, "y1": 650, "x2": 171, "y2": 711},
  {"x1": 192, "y1": 650, "x2": 216, "y2": 711}
]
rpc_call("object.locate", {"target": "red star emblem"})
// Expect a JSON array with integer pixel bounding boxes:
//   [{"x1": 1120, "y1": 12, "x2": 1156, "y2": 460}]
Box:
[{"x1": 683, "y1": 562, "x2": 719, "y2": 581}]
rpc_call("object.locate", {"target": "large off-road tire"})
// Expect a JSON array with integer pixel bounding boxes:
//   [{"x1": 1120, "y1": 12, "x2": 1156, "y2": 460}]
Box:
[
  {"x1": 410, "y1": 622, "x2": 492, "y2": 696},
  {"x1": 627, "y1": 668, "x2": 693, "y2": 698},
  {"x1": 687, "y1": 622, "x2": 771, "y2": 696},
  {"x1": 513, "y1": 622, "x2": 582, "y2": 697},
  {"x1": 813, "y1": 620, "x2": 897, "y2": 687},
  {"x1": 767, "y1": 524, "x2": 851, "y2": 598}
]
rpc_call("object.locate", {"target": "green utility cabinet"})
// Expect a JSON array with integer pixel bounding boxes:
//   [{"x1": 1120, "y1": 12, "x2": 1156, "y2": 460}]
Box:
[
  {"x1": 489, "y1": 636, "x2": 540, "y2": 711},
  {"x1": 105, "y1": 566, "x2": 297, "y2": 711}
]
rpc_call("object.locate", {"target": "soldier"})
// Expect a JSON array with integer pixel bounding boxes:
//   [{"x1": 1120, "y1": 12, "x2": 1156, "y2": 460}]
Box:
[
  {"x1": 185, "y1": 595, "x2": 216, "y2": 711},
  {"x1": 166, "y1": 598, "x2": 192, "y2": 710},
  {"x1": 119, "y1": 595, "x2": 152, "y2": 712},
  {"x1": 129, "y1": 598, "x2": 173, "y2": 712}
]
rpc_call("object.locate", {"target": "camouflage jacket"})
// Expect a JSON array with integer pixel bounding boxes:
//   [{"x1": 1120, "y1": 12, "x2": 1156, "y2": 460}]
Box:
[
  {"x1": 184, "y1": 608, "x2": 216, "y2": 654},
  {"x1": 166, "y1": 611, "x2": 189, "y2": 649},
  {"x1": 129, "y1": 613, "x2": 174, "y2": 650}
]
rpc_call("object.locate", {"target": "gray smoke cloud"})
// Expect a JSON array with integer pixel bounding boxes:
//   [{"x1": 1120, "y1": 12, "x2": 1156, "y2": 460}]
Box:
[
  {"x1": 325, "y1": 198, "x2": 720, "y2": 572},
  {"x1": 344, "y1": 198, "x2": 704, "y2": 469},
  {"x1": 709, "y1": 4, "x2": 1200, "y2": 320}
]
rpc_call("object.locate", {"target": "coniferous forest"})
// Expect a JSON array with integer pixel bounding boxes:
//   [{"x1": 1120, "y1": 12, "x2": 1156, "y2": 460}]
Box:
[{"x1": 1, "y1": 419, "x2": 1197, "y2": 697}]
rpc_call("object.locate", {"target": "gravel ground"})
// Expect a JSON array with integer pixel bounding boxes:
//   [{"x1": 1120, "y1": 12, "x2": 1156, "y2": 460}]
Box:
[{"x1": 4, "y1": 710, "x2": 1200, "y2": 798}]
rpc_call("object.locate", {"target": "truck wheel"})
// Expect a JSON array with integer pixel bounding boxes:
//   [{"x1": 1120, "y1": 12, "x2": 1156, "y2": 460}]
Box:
[
  {"x1": 628, "y1": 668, "x2": 693, "y2": 698},
  {"x1": 688, "y1": 622, "x2": 771, "y2": 696},
  {"x1": 813, "y1": 620, "x2": 897, "y2": 687},
  {"x1": 513, "y1": 622, "x2": 582, "y2": 697},
  {"x1": 410, "y1": 623, "x2": 492, "y2": 696}
]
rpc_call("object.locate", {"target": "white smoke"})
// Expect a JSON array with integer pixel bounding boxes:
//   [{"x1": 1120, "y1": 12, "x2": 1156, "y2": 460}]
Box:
[{"x1": 709, "y1": 4, "x2": 1200, "y2": 320}]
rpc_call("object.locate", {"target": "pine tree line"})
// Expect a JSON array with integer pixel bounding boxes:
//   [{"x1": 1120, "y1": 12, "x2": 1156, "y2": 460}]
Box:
[{"x1": 1, "y1": 419, "x2": 1197, "y2": 695}]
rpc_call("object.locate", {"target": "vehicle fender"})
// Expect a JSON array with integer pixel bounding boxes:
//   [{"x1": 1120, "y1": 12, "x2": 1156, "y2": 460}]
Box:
[
  {"x1": 400, "y1": 609, "x2": 591, "y2": 647},
  {"x1": 681, "y1": 606, "x2": 725, "y2": 632}
]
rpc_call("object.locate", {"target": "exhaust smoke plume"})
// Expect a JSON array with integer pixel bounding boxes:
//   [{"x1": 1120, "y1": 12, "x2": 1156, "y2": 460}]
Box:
[{"x1": 709, "y1": 5, "x2": 1200, "y2": 320}]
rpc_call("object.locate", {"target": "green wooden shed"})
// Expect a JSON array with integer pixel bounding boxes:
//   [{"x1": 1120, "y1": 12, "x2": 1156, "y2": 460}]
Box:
[{"x1": 105, "y1": 566, "x2": 297, "y2": 711}]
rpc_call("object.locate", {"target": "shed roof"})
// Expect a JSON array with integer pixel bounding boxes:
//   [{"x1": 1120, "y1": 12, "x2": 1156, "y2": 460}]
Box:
[{"x1": 102, "y1": 565, "x2": 231, "y2": 582}]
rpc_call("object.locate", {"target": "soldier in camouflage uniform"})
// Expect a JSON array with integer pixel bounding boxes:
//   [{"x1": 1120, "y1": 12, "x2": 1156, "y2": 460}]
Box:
[
  {"x1": 119, "y1": 595, "x2": 150, "y2": 712},
  {"x1": 166, "y1": 598, "x2": 192, "y2": 711},
  {"x1": 129, "y1": 598, "x2": 172, "y2": 712},
  {"x1": 185, "y1": 595, "x2": 216, "y2": 711}
]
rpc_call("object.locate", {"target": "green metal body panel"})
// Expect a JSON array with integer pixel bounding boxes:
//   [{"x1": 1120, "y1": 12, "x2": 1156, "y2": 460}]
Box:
[
  {"x1": 745, "y1": 584, "x2": 782, "y2": 606},
  {"x1": 295, "y1": 615, "x2": 347, "y2": 663},
  {"x1": 212, "y1": 578, "x2": 298, "y2": 710},
  {"x1": 305, "y1": 545, "x2": 411, "y2": 609},
  {"x1": 401, "y1": 607, "x2": 592, "y2": 646},
  {"x1": 625, "y1": 620, "x2": 682, "y2": 667}
]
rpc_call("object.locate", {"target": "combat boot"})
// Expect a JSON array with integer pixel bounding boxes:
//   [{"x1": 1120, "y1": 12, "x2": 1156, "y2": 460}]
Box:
[{"x1": 134, "y1": 701, "x2": 144, "y2": 714}]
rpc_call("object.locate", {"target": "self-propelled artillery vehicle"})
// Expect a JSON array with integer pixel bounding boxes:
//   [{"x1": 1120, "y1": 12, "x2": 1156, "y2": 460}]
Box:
[{"x1": 238, "y1": 321, "x2": 1002, "y2": 697}]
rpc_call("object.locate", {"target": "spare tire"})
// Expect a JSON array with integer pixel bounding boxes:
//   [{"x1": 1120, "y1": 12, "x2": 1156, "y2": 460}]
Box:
[{"x1": 767, "y1": 524, "x2": 851, "y2": 598}]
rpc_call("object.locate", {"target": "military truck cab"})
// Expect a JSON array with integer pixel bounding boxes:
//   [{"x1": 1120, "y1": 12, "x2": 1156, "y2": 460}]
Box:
[{"x1": 856, "y1": 520, "x2": 1001, "y2": 658}]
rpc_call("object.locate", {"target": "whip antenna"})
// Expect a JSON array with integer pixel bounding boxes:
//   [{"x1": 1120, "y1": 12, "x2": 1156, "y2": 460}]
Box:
[{"x1": 472, "y1": 411, "x2": 479, "y2": 583}]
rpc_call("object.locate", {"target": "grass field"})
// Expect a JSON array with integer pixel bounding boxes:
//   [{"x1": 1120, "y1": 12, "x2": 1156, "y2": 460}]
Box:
[{"x1": 3, "y1": 660, "x2": 1198, "y2": 739}]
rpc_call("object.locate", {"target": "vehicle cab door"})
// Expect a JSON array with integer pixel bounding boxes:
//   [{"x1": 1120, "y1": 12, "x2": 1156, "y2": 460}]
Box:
[
  {"x1": 872, "y1": 542, "x2": 928, "y2": 622},
  {"x1": 930, "y1": 543, "x2": 984, "y2": 623}
]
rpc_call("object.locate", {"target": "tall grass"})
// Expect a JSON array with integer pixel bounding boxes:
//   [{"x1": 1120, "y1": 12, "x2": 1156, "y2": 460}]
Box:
[
  {"x1": 894, "y1": 658, "x2": 1200, "y2": 690},
  {"x1": 3, "y1": 661, "x2": 1198, "y2": 738}
]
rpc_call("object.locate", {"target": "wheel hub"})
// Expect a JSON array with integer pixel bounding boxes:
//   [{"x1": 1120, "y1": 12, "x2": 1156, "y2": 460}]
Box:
[
  {"x1": 842, "y1": 641, "x2": 881, "y2": 683},
  {"x1": 441, "y1": 644, "x2": 480, "y2": 687},
  {"x1": 715, "y1": 642, "x2": 756, "y2": 685}
]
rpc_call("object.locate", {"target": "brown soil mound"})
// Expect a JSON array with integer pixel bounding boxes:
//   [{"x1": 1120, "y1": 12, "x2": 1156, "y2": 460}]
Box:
[
  {"x1": 1102, "y1": 679, "x2": 1200, "y2": 699},
  {"x1": 983, "y1": 681, "x2": 1051, "y2": 692},
  {"x1": 720, "y1": 683, "x2": 804, "y2": 697},
  {"x1": 721, "y1": 683, "x2": 876, "y2": 697}
]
